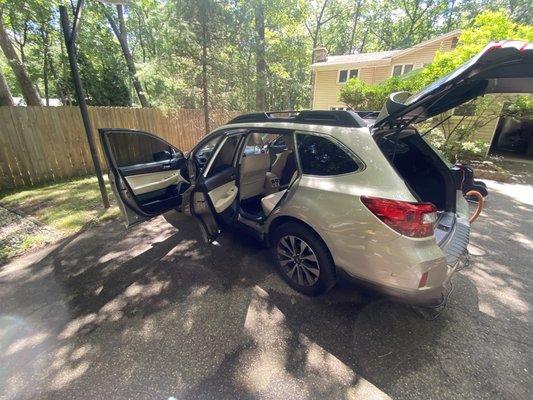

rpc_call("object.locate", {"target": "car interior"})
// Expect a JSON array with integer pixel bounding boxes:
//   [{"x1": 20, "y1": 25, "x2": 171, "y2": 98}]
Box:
[
  {"x1": 198, "y1": 130, "x2": 299, "y2": 224},
  {"x1": 236, "y1": 131, "x2": 299, "y2": 222},
  {"x1": 103, "y1": 128, "x2": 299, "y2": 231},
  {"x1": 377, "y1": 131, "x2": 455, "y2": 212}
]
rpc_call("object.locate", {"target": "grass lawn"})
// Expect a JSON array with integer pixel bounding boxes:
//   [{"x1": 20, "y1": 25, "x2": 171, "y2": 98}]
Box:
[{"x1": 0, "y1": 176, "x2": 121, "y2": 263}]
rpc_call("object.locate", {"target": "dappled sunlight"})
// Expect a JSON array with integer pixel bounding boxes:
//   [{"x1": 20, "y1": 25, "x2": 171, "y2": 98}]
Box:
[
  {"x1": 464, "y1": 262, "x2": 529, "y2": 320},
  {"x1": 1, "y1": 163, "x2": 532, "y2": 399},
  {"x1": 4, "y1": 331, "x2": 50, "y2": 357},
  {"x1": 58, "y1": 276, "x2": 173, "y2": 340},
  {"x1": 467, "y1": 243, "x2": 486, "y2": 256},
  {"x1": 49, "y1": 360, "x2": 90, "y2": 391},
  {"x1": 0, "y1": 258, "x2": 55, "y2": 283},
  {"x1": 510, "y1": 231, "x2": 533, "y2": 251},
  {"x1": 301, "y1": 335, "x2": 355, "y2": 385},
  {"x1": 484, "y1": 179, "x2": 533, "y2": 206},
  {"x1": 238, "y1": 286, "x2": 390, "y2": 399}
]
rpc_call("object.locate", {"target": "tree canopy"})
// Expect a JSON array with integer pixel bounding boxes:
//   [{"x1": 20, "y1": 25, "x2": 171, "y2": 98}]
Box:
[{"x1": 0, "y1": 1, "x2": 531, "y2": 111}]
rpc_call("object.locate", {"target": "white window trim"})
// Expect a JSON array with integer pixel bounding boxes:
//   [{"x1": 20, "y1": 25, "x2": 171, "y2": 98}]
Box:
[
  {"x1": 337, "y1": 68, "x2": 359, "y2": 84},
  {"x1": 391, "y1": 64, "x2": 414, "y2": 77}
]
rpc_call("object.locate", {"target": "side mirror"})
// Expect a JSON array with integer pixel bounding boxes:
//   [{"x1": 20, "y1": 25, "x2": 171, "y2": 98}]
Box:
[
  {"x1": 172, "y1": 149, "x2": 185, "y2": 160},
  {"x1": 153, "y1": 150, "x2": 172, "y2": 162}
]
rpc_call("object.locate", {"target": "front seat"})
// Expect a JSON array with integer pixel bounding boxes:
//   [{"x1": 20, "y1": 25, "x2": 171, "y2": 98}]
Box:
[
  {"x1": 270, "y1": 149, "x2": 293, "y2": 178},
  {"x1": 239, "y1": 133, "x2": 270, "y2": 200}
]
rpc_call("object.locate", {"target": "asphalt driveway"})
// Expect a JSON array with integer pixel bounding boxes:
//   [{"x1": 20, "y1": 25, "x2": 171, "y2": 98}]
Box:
[{"x1": 1, "y1": 161, "x2": 531, "y2": 400}]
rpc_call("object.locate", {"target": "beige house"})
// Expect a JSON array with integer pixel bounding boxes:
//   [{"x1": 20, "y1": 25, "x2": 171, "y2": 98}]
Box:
[{"x1": 310, "y1": 30, "x2": 461, "y2": 110}]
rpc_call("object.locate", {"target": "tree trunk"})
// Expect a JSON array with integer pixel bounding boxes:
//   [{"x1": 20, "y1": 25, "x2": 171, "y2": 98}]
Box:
[
  {"x1": 0, "y1": 68, "x2": 14, "y2": 106},
  {"x1": 0, "y1": 14, "x2": 42, "y2": 105},
  {"x1": 348, "y1": 0, "x2": 362, "y2": 54},
  {"x1": 254, "y1": 0, "x2": 266, "y2": 111},
  {"x1": 446, "y1": 0, "x2": 457, "y2": 31},
  {"x1": 41, "y1": 28, "x2": 50, "y2": 106},
  {"x1": 199, "y1": 2, "x2": 210, "y2": 133},
  {"x1": 105, "y1": 5, "x2": 150, "y2": 107}
]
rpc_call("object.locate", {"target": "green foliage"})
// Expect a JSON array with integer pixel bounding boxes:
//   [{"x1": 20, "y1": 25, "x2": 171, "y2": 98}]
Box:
[
  {"x1": 340, "y1": 10, "x2": 532, "y2": 161},
  {"x1": 424, "y1": 124, "x2": 491, "y2": 162},
  {"x1": 340, "y1": 74, "x2": 420, "y2": 110},
  {"x1": 0, "y1": 1, "x2": 531, "y2": 111},
  {"x1": 503, "y1": 95, "x2": 533, "y2": 120},
  {"x1": 415, "y1": 10, "x2": 533, "y2": 90}
]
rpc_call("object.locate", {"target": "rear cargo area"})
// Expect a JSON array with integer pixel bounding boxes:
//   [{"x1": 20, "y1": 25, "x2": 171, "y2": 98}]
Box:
[{"x1": 376, "y1": 131, "x2": 456, "y2": 212}]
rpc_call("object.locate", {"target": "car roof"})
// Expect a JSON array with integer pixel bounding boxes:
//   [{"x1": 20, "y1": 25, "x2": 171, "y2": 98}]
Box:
[{"x1": 227, "y1": 110, "x2": 367, "y2": 128}]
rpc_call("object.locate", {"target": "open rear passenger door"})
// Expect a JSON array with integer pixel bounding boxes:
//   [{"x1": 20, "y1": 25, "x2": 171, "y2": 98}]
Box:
[{"x1": 99, "y1": 128, "x2": 222, "y2": 241}]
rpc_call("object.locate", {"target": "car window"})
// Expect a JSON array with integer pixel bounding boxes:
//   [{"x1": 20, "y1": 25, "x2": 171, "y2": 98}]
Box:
[
  {"x1": 206, "y1": 135, "x2": 241, "y2": 177},
  {"x1": 296, "y1": 133, "x2": 359, "y2": 176},
  {"x1": 108, "y1": 131, "x2": 174, "y2": 168},
  {"x1": 271, "y1": 135, "x2": 286, "y2": 148},
  {"x1": 243, "y1": 134, "x2": 266, "y2": 156},
  {"x1": 194, "y1": 136, "x2": 219, "y2": 172}
]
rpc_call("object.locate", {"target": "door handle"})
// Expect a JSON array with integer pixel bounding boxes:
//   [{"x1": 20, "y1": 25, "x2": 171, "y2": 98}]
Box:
[{"x1": 162, "y1": 163, "x2": 171, "y2": 169}]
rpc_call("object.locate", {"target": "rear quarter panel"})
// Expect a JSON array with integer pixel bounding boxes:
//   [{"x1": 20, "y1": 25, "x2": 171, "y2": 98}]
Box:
[{"x1": 269, "y1": 127, "x2": 445, "y2": 289}]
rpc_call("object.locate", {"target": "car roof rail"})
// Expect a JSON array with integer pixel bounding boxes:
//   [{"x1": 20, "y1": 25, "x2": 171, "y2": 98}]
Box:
[{"x1": 228, "y1": 110, "x2": 366, "y2": 128}]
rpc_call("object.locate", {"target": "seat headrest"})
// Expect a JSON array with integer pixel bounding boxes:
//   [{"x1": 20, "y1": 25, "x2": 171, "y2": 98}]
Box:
[{"x1": 247, "y1": 132, "x2": 264, "y2": 147}]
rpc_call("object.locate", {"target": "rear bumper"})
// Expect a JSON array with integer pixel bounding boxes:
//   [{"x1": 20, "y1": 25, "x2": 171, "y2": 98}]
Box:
[
  {"x1": 369, "y1": 256, "x2": 465, "y2": 306},
  {"x1": 338, "y1": 216, "x2": 470, "y2": 306},
  {"x1": 338, "y1": 254, "x2": 467, "y2": 306}
]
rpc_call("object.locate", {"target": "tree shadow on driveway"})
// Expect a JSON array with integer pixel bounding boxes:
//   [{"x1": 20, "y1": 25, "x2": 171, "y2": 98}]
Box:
[{"x1": 1, "y1": 175, "x2": 532, "y2": 400}]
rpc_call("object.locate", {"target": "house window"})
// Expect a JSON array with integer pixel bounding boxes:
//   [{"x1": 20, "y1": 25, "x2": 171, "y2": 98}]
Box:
[
  {"x1": 392, "y1": 64, "x2": 414, "y2": 76},
  {"x1": 338, "y1": 69, "x2": 358, "y2": 83}
]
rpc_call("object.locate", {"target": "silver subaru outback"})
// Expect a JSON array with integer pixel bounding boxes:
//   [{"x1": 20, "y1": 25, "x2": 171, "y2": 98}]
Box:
[{"x1": 101, "y1": 42, "x2": 532, "y2": 304}]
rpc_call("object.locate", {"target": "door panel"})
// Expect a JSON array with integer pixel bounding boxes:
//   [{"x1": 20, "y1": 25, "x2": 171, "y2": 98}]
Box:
[
  {"x1": 125, "y1": 169, "x2": 185, "y2": 195},
  {"x1": 208, "y1": 180, "x2": 238, "y2": 213},
  {"x1": 192, "y1": 191, "x2": 221, "y2": 240},
  {"x1": 204, "y1": 166, "x2": 237, "y2": 191}
]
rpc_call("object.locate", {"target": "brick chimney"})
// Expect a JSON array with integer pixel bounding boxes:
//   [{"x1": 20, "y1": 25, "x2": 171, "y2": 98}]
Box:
[{"x1": 313, "y1": 47, "x2": 327, "y2": 63}]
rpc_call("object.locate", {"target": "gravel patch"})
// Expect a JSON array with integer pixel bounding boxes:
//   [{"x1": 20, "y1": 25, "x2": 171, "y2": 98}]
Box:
[{"x1": 0, "y1": 205, "x2": 61, "y2": 264}]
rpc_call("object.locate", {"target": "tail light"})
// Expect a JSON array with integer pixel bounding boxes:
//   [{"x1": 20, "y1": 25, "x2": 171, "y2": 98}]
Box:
[
  {"x1": 361, "y1": 196, "x2": 437, "y2": 238},
  {"x1": 418, "y1": 271, "x2": 429, "y2": 288}
]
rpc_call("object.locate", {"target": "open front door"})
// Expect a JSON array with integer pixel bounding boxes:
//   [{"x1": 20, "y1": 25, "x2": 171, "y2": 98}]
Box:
[
  {"x1": 100, "y1": 128, "x2": 191, "y2": 227},
  {"x1": 100, "y1": 128, "x2": 225, "y2": 243}
]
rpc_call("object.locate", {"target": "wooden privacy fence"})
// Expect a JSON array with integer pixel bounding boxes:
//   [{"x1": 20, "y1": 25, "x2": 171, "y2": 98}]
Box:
[{"x1": 0, "y1": 106, "x2": 240, "y2": 190}]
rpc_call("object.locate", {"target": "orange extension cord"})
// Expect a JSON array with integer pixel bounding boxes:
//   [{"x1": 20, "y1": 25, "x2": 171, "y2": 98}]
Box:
[{"x1": 465, "y1": 190, "x2": 484, "y2": 223}]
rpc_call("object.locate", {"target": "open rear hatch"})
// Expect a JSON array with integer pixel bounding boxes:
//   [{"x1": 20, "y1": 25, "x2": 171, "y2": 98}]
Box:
[
  {"x1": 373, "y1": 41, "x2": 533, "y2": 128},
  {"x1": 373, "y1": 41, "x2": 532, "y2": 265}
]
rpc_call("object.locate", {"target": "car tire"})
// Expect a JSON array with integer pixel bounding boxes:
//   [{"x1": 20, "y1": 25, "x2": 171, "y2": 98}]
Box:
[{"x1": 271, "y1": 222, "x2": 336, "y2": 296}]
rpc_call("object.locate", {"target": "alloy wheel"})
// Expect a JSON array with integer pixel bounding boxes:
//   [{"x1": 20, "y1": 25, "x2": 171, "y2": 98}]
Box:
[{"x1": 277, "y1": 235, "x2": 320, "y2": 286}]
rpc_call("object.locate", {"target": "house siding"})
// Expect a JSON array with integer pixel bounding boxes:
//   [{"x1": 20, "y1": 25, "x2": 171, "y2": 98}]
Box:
[
  {"x1": 391, "y1": 37, "x2": 455, "y2": 72},
  {"x1": 313, "y1": 70, "x2": 344, "y2": 109},
  {"x1": 441, "y1": 114, "x2": 500, "y2": 152},
  {"x1": 310, "y1": 33, "x2": 509, "y2": 155},
  {"x1": 312, "y1": 34, "x2": 459, "y2": 109}
]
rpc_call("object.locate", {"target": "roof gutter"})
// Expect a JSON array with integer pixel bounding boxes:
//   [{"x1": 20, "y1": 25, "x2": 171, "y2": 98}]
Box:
[{"x1": 310, "y1": 58, "x2": 393, "y2": 70}]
